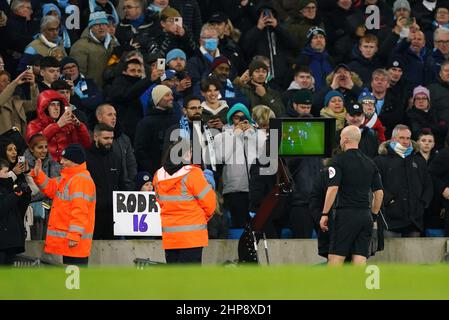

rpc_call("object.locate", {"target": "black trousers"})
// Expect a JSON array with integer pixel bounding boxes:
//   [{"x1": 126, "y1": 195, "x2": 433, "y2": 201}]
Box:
[
  {"x1": 223, "y1": 192, "x2": 250, "y2": 228},
  {"x1": 165, "y1": 247, "x2": 203, "y2": 264},
  {"x1": 63, "y1": 256, "x2": 89, "y2": 266},
  {"x1": 0, "y1": 251, "x2": 16, "y2": 266}
]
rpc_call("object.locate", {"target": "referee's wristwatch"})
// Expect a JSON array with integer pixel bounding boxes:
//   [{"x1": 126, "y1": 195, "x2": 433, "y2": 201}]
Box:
[
  {"x1": 371, "y1": 212, "x2": 378, "y2": 222},
  {"x1": 321, "y1": 212, "x2": 329, "y2": 217}
]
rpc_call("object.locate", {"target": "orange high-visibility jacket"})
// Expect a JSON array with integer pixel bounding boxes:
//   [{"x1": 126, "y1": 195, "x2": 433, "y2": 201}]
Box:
[
  {"x1": 153, "y1": 165, "x2": 216, "y2": 250},
  {"x1": 32, "y1": 163, "x2": 96, "y2": 258}
]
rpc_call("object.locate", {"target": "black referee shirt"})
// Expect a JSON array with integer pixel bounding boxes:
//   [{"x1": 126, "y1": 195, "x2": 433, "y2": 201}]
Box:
[{"x1": 328, "y1": 148, "x2": 383, "y2": 209}]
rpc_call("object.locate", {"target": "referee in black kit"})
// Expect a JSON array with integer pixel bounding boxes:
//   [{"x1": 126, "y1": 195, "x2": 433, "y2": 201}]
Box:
[{"x1": 320, "y1": 125, "x2": 384, "y2": 266}]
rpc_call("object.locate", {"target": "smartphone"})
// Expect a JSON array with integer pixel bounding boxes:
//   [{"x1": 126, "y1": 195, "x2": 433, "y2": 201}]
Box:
[
  {"x1": 157, "y1": 58, "x2": 166, "y2": 71},
  {"x1": 18, "y1": 156, "x2": 25, "y2": 164},
  {"x1": 263, "y1": 8, "x2": 271, "y2": 17},
  {"x1": 26, "y1": 65, "x2": 33, "y2": 72},
  {"x1": 174, "y1": 17, "x2": 183, "y2": 28},
  {"x1": 405, "y1": 17, "x2": 414, "y2": 27}
]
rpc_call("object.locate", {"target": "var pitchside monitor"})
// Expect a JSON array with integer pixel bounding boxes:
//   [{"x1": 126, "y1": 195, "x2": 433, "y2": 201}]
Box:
[{"x1": 270, "y1": 118, "x2": 336, "y2": 157}]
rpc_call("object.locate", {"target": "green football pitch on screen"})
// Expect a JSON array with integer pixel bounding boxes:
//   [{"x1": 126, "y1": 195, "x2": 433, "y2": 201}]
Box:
[{"x1": 280, "y1": 121, "x2": 325, "y2": 156}]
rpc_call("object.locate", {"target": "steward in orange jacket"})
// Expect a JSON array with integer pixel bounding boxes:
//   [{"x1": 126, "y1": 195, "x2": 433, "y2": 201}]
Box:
[
  {"x1": 153, "y1": 140, "x2": 216, "y2": 263},
  {"x1": 31, "y1": 144, "x2": 96, "y2": 265}
]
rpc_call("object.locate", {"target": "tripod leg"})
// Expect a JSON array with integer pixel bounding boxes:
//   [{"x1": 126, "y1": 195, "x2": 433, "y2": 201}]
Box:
[
  {"x1": 252, "y1": 231, "x2": 260, "y2": 264},
  {"x1": 262, "y1": 232, "x2": 270, "y2": 265}
]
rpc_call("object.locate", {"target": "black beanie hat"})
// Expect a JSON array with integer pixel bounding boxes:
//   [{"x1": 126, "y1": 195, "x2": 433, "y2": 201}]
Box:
[
  {"x1": 249, "y1": 60, "x2": 269, "y2": 75},
  {"x1": 60, "y1": 56, "x2": 79, "y2": 70},
  {"x1": 61, "y1": 144, "x2": 85, "y2": 164}
]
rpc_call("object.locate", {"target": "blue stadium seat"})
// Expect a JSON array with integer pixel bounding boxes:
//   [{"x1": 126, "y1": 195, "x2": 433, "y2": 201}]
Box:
[
  {"x1": 425, "y1": 229, "x2": 445, "y2": 237},
  {"x1": 281, "y1": 228, "x2": 293, "y2": 239},
  {"x1": 228, "y1": 228, "x2": 244, "y2": 239},
  {"x1": 311, "y1": 230, "x2": 318, "y2": 239}
]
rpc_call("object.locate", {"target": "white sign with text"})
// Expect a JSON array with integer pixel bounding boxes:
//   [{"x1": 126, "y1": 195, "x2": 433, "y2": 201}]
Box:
[{"x1": 113, "y1": 191, "x2": 162, "y2": 236}]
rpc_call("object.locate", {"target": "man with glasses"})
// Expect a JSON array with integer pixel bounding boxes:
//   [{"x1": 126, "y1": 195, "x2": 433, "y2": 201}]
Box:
[
  {"x1": 186, "y1": 24, "x2": 223, "y2": 85},
  {"x1": 286, "y1": 0, "x2": 324, "y2": 58},
  {"x1": 116, "y1": 0, "x2": 162, "y2": 55},
  {"x1": 432, "y1": 27, "x2": 449, "y2": 74},
  {"x1": 164, "y1": 95, "x2": 216, "y2": 169},
  {"x1": 70, "y1": 11, "x2": 118, "y2": 88},
  {"x1": 19, "y1": 15, "x2": 67, "y2": 73}
]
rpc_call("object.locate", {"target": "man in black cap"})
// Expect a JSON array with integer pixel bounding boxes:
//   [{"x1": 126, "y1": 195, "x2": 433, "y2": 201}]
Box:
[
  {"x1": 60, "y1": 56, "x2": 104, "y2": 119},
  {"x1": 284, "y1": 88, "x2": 313, "y2": 118},
  {"x1": 32, "y1": 143, "x2": 96, "y2": 266},
  {"x1": 387, "y1": 56, "x2": 412, "y2": 113},
  {"x1": 208, "y1": 11, "x2": 246, "y2": 75},
  {"x1": 282, "y1": 88, "x2": 323, "y2": 238},
  {"x1": 295, "y1": 26, "x2": 333, "y2": 91},
  {"x1": 337, "y1": 103, "x2": 380, "y2": 159}
]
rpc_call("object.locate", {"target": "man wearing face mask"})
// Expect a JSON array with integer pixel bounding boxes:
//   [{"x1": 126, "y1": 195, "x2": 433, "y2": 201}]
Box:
[
  {"x1": 186, "y1": 24, "x2": 234, "y2": 85},
  {"x1": 86, "y1": 123, "x2": 127, "y2": 240}
]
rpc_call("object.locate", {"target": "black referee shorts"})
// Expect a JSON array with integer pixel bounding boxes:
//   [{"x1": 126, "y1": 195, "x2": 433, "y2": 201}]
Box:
[{"x1": 329, "y1": 208, "x2": 373, "y2": 258}]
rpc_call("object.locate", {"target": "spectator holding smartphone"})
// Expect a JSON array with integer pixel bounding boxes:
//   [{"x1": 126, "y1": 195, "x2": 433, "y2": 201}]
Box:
[
  {"x1": 200, "y1": 76, "x2": 229, "y2": 130},
  {"x1": 26, "y1": 90, "x2": 92, "y2": 162},
  {"x1": 0, "y1": 158, "x2": 31, "y2": 266},
  {"x1": 155, "y1": 7, "x2": 197, "y2": 57},
  {"x1": 0, "y1": 68, "x2": 38, "y2": 136}
]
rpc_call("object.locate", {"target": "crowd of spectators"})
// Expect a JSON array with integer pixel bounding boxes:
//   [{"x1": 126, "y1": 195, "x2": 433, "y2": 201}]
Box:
[{"x1": 0, "y1": 0, "x2": 449, "y2": 244}]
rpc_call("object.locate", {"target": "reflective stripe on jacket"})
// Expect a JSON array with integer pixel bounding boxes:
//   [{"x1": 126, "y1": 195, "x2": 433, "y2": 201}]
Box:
[
  {"x1": 153, "y1": 165, "x2": 216, "y2": 250},
  {"x1": 32, "y1": 162, "x2": 96, "y2": 258}
]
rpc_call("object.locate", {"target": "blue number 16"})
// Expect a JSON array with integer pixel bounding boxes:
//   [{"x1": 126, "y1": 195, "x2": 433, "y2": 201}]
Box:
[{"x1": 133, "y1": 214, "x2": 148, "y2": 232}]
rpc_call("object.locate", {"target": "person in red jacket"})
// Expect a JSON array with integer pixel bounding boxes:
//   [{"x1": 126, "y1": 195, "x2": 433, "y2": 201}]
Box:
[
  {"x1": 153, "y1": 138, "x2": 216, "y2": 264},
  {"x1": 26, "y1": 90, "x2": 92, "y2": 162}
]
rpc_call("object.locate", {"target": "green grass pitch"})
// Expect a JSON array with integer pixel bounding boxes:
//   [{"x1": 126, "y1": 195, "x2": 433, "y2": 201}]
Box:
[
  {"x1": 280, "y1": 121, "x2": 325, "y2": 156},
  {"x1": 1, "y1": 264, "x2": 449, "y2": 299}
]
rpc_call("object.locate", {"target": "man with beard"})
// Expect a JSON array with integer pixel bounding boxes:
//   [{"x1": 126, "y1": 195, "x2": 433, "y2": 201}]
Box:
[
  {"x1": 134, "y1": 85, "x2": 178, "y2": 174},
  {"x1": 86, "y1": 123, "x2": 127, "y2": 240},
  {"x1": 165, "y1": 49, "x2": 193, "y2": 107},
  {"x1": 95, "y1": 103, "x2": 137, "y2": 191},
  {"x1": 163, "y1": 95, "x2": 216, "y2": 170},
  {"x1": 204, "y1": 56, "x2": 248, "y2": 107}
]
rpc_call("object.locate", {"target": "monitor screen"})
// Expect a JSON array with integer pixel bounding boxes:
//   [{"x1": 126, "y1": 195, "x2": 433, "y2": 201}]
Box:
[{"x1": 270, "y1": 118, "x2": 336, "y2": 157}]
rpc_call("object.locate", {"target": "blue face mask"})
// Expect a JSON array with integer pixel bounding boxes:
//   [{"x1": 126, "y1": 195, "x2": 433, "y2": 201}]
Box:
[
  {"x1": 149, "y1": 4, "x2": 162, "y2": 13},
  {"x1": 204, "y1": 38, "x2": 218, "y2": 51}
]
